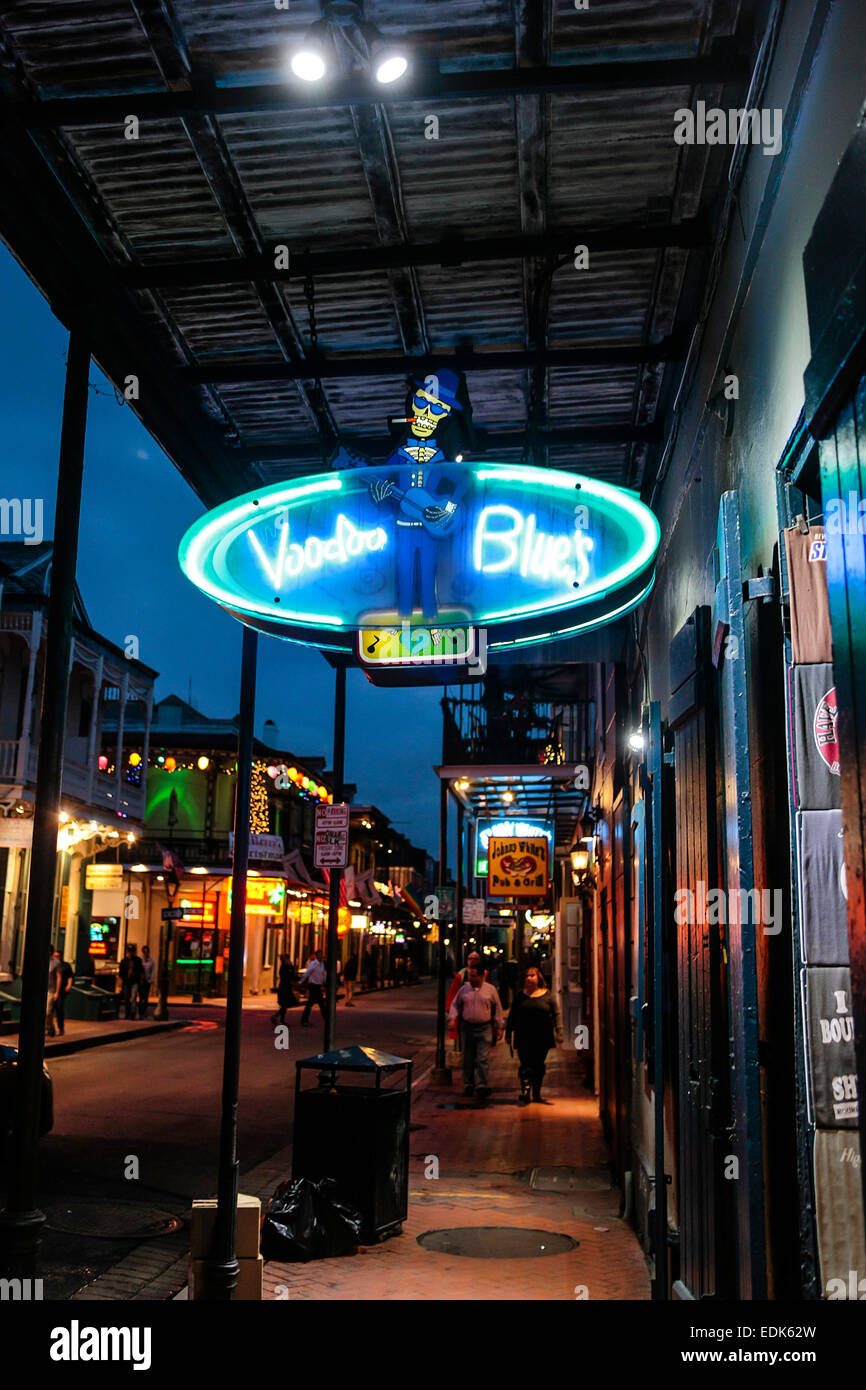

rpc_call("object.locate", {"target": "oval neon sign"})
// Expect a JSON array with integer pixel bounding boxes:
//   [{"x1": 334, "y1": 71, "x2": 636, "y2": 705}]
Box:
[{"x1": 178, "y1": 462, "x2": 660, "y2": 651}]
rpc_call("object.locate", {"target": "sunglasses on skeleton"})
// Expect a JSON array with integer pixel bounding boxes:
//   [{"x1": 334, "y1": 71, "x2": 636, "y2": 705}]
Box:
[{"x1": 412, "y1": 390, "x2": 452, "y2": 418}]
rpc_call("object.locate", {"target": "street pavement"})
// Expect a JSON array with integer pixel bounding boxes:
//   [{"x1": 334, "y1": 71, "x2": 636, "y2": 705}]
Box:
[
  {"x1": 2, "y1": 980, "x2": 650, "y2": 1301},
  {"x1": 0, "y1": 981, "x2": 436, "y2": 1298},
  {"x1": 259, "y1": 1038, "x2": 650, "y2": 1302}
]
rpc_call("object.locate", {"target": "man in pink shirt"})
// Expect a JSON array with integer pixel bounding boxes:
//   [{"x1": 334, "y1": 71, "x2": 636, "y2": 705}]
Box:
[{"x1": 448, "y1": 959, "x2": 505, "y2": 1099}]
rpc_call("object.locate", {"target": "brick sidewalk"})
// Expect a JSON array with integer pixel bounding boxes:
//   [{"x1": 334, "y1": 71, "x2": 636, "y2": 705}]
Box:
[{"x1": 261, "y1": 1043, "x2": 650, "y2": 1301}]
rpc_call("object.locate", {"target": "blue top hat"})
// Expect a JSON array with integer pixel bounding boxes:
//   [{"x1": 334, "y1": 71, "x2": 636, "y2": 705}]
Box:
[{"x1": 411, "y1": 367, "x2": 464, "y2": 411}]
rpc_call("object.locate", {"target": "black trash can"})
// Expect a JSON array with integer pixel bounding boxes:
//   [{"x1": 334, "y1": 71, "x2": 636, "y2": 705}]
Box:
[{"x1": 292, "y1": 1044, "x2": 412, "y2": 1244}]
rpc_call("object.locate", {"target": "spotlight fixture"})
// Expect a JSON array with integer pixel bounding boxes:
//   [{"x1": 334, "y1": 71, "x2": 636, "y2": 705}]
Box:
[
  {"x1": 628, "y1": 730, "x2": 645, "y2": 752},
  {"x1": 371, "y1": 39, "x2": 408, "y2": 85},
  {"x1": 289, "y1": 19, "x2": 329, "y2": 82},
  {"x1": 288, "y1": 6, "x2": 409, "y2": 88}
]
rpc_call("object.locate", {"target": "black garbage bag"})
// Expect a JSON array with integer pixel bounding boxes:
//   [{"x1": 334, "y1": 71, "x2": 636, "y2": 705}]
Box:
[{"x1": 260, "y1": 1177, "x2": 362, "y2": 1262}]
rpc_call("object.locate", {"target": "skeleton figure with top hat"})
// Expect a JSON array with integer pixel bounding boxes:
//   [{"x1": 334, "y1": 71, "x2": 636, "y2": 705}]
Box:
[{"x1": 333, "y1": 368, "x2": 470, "y2": 619}]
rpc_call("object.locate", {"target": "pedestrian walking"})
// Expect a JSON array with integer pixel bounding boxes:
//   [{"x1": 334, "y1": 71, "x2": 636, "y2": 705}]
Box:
[
  {"x1": 445, "y1": 950, "x2": 484, "y2": 1043},
  {"x1": 448, "y1": 958, "x2": 504, "y2": 1100},
  {"x1": 271, "y1": 954, "x2": 298, "y2": 1027},
  {"x1": 299, "y1": 948, "x2": 326, "y2": 1026},
  {"x1": 344, "y1": 952, "x2": 358, "y2": 1005},
  {"x1": 119, "y1": 944, "x2": 144, "y2": 1020},
  {"x1": 139, "y1": 944, "x2": 156, "y2": 1018},
  {"x1": 505, "y1": 966, "x2": 563, "y2": 1105},
  {"x1": 47, "y1": 948, "x2": 73, "y2": 1036}
]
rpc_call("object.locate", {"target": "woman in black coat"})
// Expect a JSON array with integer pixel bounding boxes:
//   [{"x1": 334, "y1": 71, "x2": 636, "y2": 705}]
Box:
[
  {"x1": 271, "y1": 954, "x2": 298, "y2": 1027},
  {"x1": 505, "y1": 966, "x2": 563, "y2": 1105}
]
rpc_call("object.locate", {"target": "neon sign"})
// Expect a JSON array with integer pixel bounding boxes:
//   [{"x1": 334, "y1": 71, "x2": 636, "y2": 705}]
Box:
[
  {"x1": 474, "y1": 507, "x2": 594, "y2": 584},
  {"x1": 475, "y1": 819, "x2": 554, "y2": 877},
  {"x1": 179, "y1": 463, "x2": 660, "y2": 652}
]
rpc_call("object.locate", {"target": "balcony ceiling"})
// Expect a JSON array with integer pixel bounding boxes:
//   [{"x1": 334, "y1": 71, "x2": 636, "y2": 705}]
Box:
[{"x1": 0, "y1": 0, "x2": 760, "y2": 506}]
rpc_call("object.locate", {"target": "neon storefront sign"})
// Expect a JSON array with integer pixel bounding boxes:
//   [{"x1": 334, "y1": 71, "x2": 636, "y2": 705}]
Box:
[
  {"x1": 475, "y1": 818, "x2": 554, "y2": 877},
  {"x1": 179, "y1": 463, "x2": 660, "y2": 652}
]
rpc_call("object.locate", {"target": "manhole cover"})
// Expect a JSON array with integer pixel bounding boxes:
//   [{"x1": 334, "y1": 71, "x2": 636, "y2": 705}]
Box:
[
  {"x1": 417, "y1": 1227, "x2": 577, "y2": 1258},
  {"x1": 46, "y1": 1201, "x2": 182, "y2": 1239},
  {"x1": 530, "y1": 1166, "x2": 612, "y2": 1192}
]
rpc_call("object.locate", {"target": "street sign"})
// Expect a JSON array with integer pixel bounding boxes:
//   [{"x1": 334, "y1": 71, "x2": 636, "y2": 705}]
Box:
[
  {"x1": 314, "y1": 803, "x2": 350, "y2": 869},
  {"x1": 162, "y1": 906, "x2": 185, "y2": 921},
  {"x1": 462, "y1": 897, "x2": 486, "y2": 925}
]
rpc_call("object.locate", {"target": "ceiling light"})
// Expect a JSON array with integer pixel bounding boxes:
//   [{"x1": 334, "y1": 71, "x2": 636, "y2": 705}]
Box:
[
  {"x1": 502, "y1": 790, "x2": 514, "y2": 804},
  {"x1": 290, "y1": 21, "x2": 329, "y2": 82},
  {"x1": 190, "y1": 866, "x2": 207, "y2": 874},
  {"x1": 373, "y1": 46, "x2": 408, "y2": 84},
  {"x1": 130, "y1": 863, "x2": 149, "y2": 873}
]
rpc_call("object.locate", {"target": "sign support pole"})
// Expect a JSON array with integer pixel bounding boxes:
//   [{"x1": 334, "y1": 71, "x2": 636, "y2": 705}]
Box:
[
  {"x1": 455, "y1": 800, "x2": 464, "y2": 955},
  {"x1": 324, "y1": 660, "x2": 347, "y2": 1052},
  {"x1": 201, "y1": 623, "x2": 257, "y2": 1301},
  {"x1": 432, "y1": 774, "x2": 451, "y2": 1084},
  {"x1": 0, "y1": 330, "x2": 90, "y2": 1277}
]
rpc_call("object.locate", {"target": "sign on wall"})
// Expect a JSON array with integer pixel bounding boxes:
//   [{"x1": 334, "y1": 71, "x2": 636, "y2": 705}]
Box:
[
  {"x1": 229, "y1": 832, "x2": 285, "y2": 862},
  {"x1": 487, "y1": 836, "x2": 549, "y2": 898},
  {"x1": 179, "y1": 463, "x2": 660, "y2": 653}
]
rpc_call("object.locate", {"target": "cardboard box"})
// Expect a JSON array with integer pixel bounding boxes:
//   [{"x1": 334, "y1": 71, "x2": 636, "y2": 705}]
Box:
[
  {"x1": 189, "y1": 1255, "x2": 263, "y2": 1302},
  {"x1": 190, "y1": 1194, "x2": 261, "y2": 1260}
]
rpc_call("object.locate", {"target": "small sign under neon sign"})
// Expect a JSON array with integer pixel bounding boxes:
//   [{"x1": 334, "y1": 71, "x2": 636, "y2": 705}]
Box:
[{"x1": 179, "y1": 463, "x2": 660, "y2": 652}]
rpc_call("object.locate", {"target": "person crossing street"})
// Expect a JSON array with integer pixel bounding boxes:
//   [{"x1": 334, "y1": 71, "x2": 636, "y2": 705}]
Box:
[{"x1": 299, "y1": 948, "x2": 327, "y2": 1027}]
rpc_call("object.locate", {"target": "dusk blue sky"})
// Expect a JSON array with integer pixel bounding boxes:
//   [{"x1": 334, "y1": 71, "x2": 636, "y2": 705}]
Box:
[{"x1": 0, "y1": 243, "x2": 447, "y2": 862}]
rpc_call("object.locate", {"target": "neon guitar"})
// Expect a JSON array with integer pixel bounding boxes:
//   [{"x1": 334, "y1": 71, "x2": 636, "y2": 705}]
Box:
[
  {"x1": 329, "y1": 444, "x2": 459, "y2": 536},
  {"x1": 376, "y1": 482, "x2": 458, "y2": 536}
]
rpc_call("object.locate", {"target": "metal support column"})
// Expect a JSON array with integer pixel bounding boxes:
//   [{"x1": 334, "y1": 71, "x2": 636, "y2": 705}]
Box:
[
  {"x1": 200, "y1": 624, "x2": 258, "y2": 1301},
  {"x1": 0, "y1": 331, "x2": 90, "y2": 1275},
  {"x1": 455, "y1": 800, "x2": 464, "y2": 955},
  {"x1": 432, "y1": 775, "x2": 450, "y2": 1084},
  {"x1": 324, "y1": 660, "x2": 347, "y2": 1052}
]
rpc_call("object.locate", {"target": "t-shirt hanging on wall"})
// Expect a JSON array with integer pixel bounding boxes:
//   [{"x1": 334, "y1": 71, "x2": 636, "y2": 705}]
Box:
[
  {"x1": 796, "y1": 810, "x2": 850, "y2": 965},
  {"x1": 791, "y1": 663, "x2": 841, "y2": 810},
  {"x1": 813, "y1": 1130, "x2": 866, "y2": 1297},
  {"x1": 784, "y1": 526, "x2": 833, "y2": 664},
  {"x1": 805, "y1": 967, "x2": 858, "y2": 1128}
]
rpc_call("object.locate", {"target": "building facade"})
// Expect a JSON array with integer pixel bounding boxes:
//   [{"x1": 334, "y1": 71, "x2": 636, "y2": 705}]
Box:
[{"x1": 0, "y1": 544, "x2": 156, "y2": 985}]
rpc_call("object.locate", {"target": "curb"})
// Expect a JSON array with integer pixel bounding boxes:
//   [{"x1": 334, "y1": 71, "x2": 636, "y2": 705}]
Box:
[{"x1": 43, "y1": 1020, "x2": 190, "y2": 1059}]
